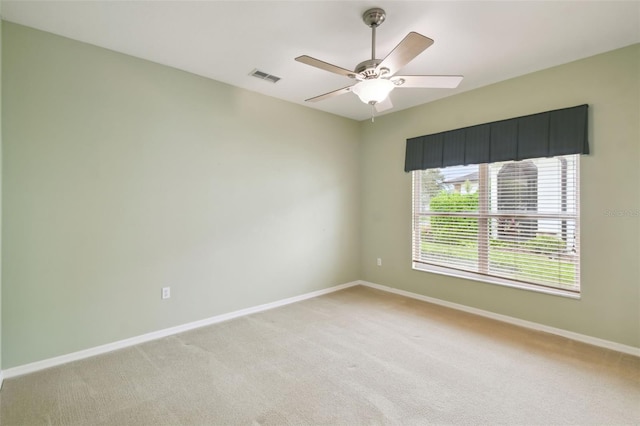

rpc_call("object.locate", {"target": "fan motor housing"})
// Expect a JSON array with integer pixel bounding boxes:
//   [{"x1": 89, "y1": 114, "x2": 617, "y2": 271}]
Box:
[{"x1": 355, "y1": 59, "x2": 382, "y2": 78}]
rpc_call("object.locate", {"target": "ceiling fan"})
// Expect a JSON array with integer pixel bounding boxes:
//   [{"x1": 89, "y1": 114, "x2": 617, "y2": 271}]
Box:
[{"x1": 295, "y1": 8, "x2": 463, "y2": 115}]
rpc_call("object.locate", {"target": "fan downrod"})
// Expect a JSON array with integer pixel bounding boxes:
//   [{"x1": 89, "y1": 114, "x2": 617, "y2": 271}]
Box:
[{"x1": 358, "y1": 8, "x2": 387, "y2": 78}]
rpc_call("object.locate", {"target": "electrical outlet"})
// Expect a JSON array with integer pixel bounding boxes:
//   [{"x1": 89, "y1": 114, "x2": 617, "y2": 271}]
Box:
[
  {"x1": 162, "y1": 287, "x2": 171, "y2": 300},
  {"x1": 377, "y1": 258, "x2": 382, "y2": 266}
]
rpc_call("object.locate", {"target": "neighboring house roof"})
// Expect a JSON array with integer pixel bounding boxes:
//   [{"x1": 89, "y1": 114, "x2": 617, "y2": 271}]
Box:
[{"x1": 444, "y1": 171, "x2": 478, "y2": 184}]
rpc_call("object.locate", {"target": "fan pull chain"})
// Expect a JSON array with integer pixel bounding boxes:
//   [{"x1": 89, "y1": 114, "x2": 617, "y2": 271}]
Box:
[{"x1": 371, "y1": 103, "x2": 376, "y2": 122}]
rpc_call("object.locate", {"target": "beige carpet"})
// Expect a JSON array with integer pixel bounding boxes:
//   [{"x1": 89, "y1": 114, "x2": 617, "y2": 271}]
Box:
[{"x1": 1, "y1": 285, "x2": 639, "y2": 425}]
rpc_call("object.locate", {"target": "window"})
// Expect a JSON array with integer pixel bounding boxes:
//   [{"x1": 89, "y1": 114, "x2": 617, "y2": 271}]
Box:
[
  {"x1": 412, "y1": 154, "x2": 580, "y2": 296},
  {"x1": 405, "y1": 105, "x2": 588, "y2": 296}
]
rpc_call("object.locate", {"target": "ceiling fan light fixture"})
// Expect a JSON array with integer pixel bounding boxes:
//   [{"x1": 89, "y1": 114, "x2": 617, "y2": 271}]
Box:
[
  {"x1": 295, "y1": 7, "x2": 462, "y2": 112},
  {"x1": 352, "y1": 78, "x2": 395, "y2": 104}
]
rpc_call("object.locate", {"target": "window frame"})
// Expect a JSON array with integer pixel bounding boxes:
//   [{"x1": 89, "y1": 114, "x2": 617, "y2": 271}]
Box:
[{"x1": 411, "y1": 156, "x2": 581, "y2": 299}]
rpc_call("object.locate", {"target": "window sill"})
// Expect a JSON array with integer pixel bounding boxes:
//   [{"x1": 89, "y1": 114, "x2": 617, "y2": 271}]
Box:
[{"x1": 412, "y1": 262, "x2": 581, "y2": 300}]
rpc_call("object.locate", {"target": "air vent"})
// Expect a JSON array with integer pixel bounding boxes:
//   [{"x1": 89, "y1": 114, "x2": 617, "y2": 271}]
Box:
[{"x1": 249, "y1": 69, "x2": 281, "y2": 84}]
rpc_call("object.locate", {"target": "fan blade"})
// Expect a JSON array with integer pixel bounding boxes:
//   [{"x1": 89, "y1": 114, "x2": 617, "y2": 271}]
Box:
[
  {"x1": 305, "y1": 85, "x2": 354, "y2": 102},
  {"x1": 375, "y1": 97, "x2": 394, "y2": 112},
  {"x1": 393, "y1": 75, "x2": 463, "y2": 88},
  {"x1": 376, "y1": 32, "x2": 434, "y2": 76},
  {"x1": 295, "y1": 55, "x2": 356, "y2": 78}
]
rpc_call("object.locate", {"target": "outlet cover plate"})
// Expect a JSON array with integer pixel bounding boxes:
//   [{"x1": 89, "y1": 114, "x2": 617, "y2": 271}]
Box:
[{"x1": 162, "y1": 287, "x2": 171, "y2": 299}]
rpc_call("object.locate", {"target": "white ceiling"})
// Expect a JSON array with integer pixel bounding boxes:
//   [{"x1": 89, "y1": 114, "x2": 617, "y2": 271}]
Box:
[{"x1": 2, "y1": 1, "x2": 639, "y2": 121}]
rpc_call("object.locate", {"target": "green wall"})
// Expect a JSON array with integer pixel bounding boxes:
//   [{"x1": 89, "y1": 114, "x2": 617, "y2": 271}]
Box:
[
  {"x1": 360, "y1": 44, "x2": 640, "y2": 347},
  {"x1": 1, "y1": 22, "x2": 361, "y2": 368},
  {"x1": 0, "y1": 12, "x2": 3, "y2": 376}
]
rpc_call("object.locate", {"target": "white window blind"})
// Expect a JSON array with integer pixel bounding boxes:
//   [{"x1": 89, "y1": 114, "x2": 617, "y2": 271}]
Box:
[{"x1": 412, "y1": 154, "x2": 580, "y2": 294}]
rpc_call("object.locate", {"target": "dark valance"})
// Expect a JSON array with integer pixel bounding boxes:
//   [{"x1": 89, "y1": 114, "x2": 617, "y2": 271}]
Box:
[{"x1": 404, "y1": 104, "x2": 589, "y2": 172}]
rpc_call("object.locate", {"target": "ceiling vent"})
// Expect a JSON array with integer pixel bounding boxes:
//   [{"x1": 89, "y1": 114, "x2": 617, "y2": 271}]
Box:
[{"x1": 249, "y1": 69, "x2": 281, "y2": 83}]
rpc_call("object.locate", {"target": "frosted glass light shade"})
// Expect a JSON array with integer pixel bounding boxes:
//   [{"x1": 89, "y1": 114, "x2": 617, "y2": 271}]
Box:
[{"x1": 352, "y1": 79, "x2": 395, "y2": 104}]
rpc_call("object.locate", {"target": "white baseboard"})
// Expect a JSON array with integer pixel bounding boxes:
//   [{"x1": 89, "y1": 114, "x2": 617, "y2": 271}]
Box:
[
  {"x1": 359, "y1": 280, "x2": 640, "y2": 357},
  {"x1": 3, "y1": 281, "x2": 360, "y2": 379},
  {"x1": 4, "y1": 279, "x2": 637, "y2": 380}
]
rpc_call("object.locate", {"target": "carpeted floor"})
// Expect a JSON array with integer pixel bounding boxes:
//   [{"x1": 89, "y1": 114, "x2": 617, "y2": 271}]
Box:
[{"x1": 1, "y1": 285, "x2": 639, "y2": 425}]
